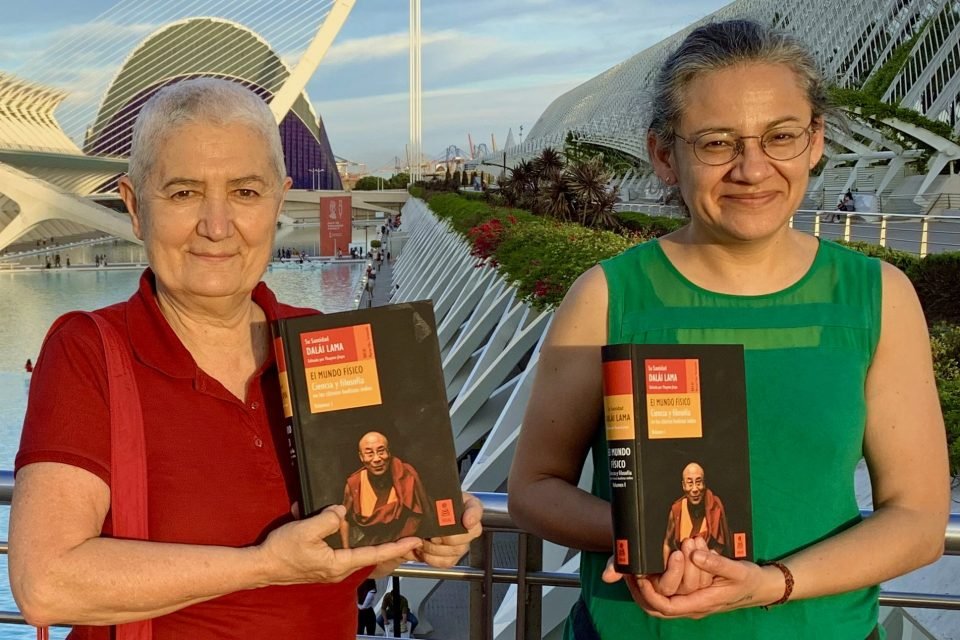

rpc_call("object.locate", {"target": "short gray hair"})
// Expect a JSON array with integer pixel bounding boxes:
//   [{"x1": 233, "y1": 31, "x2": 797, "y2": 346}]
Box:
[
  {"x1": 648, "y1": 19, "x2": 834, "y2": 145},
  {"x1": 127, "y1": 77, "x2": 286, "y2": 192}
]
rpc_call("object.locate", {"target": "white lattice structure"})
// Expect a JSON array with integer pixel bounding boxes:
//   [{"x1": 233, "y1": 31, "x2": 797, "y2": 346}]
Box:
[
  {"x1": 0, "y1": 0, "x2": 354, "y2": 253},
  {"x1": 482, "y1": 0, "x2": 960, "y2": 213}
]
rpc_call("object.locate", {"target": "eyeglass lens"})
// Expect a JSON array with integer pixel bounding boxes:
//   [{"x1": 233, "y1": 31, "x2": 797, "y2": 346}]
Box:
[{"x1": 693, "y1": 127, "x2": 811, "y2": 165}]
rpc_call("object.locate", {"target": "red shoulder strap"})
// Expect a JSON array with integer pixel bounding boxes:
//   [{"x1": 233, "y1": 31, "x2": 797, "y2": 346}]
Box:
[{"x1": 39, "y1": 311, "x2": 152, "y2": 640}]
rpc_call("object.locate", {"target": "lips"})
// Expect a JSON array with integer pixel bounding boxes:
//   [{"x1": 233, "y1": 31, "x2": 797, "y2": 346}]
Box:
[
  {"x1": 190, "y1": 252, "x2": 237, "y2": 260},
  {"x1": 722, "y1": 192, "x2": 778, "y2": 204}
]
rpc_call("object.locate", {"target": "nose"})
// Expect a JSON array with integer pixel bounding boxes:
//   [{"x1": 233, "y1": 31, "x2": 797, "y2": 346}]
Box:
[
  {"x1": 730, "y1": 137, "x2": 774, "y2": 183},
  {"x1": 196, "y1": 194, "x2": 234, "y2": 241}
]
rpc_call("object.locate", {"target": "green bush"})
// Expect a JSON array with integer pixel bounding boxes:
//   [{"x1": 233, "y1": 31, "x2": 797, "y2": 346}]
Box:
[
  {"x1": 369, "y1": 239, "x2": 381, "y2": 249},
  {"x1": 427, "y1": 192, "x2": 537, "y2": 235},
  {"x1": 907, "y1": 253, "x2": 960, "y2": 325},
  {"x1": 837, "y1": 241, "x2": 921, "y2": 273},
  {"x1": 616, "y1": 211, "x2": 687, "y2": 237},
  {"x1": 494, "y1": 221, "x2": 638, "y2": 310},
  {"x1": 931, "y1": 323, "x2": 960, "y2": 475},
  {"x1": 937, "y1": 376, "x2": 960, "y2": 477}
]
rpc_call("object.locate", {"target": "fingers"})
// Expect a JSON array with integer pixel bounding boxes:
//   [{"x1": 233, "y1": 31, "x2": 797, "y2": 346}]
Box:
[
  {"x1": 690, "y1": 549, "x2": 743, "y2": 580},
  {"x1": 335, "y1": 537, "x2": 423, "y2": 574},
  {"x1": 681, "y1": 538, "x2": 708, "y2": 593},
  {"x1": 461, "y1": 492, "x2": 484, "y2": 529},
  {"x1": 657, "y1": 550, "x2": 685, "y2": 596}
]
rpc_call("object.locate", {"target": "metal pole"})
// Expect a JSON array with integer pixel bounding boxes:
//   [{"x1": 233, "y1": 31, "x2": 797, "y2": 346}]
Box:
[
  {"x1": 920, "y1": 216, "x2": 930, "y2": 257},
  {"x1": 879, "y1": 216, "x2": 888, "y2": 247},
  {"x1": 390, "y1": 574, "x2": 402, "y2": 637},
  {"x1": 468, "y1": 535, "x2": 488, "y2": 640}
]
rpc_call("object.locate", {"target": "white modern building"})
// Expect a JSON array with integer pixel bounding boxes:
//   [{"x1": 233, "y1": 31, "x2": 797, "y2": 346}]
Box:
[
  {"x1": 484, "y1": 0, "x2": 960, "y2": 217},
  {"x1": 0, "y1": 0, "x2": 356, "y2": 254}
]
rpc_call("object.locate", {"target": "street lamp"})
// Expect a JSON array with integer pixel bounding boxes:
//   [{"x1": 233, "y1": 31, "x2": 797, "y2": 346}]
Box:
[{"x1": 308, "y1": 168, "x2": 326, "y2": 191}]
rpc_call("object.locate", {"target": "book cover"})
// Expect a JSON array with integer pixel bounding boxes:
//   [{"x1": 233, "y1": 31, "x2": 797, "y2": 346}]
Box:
[
  {"x1": 602, "y1": 343, "x2": 752, "y2": 575},
  {"x1": 273, "y1": 300, "x2": 466, "y2": 548}
]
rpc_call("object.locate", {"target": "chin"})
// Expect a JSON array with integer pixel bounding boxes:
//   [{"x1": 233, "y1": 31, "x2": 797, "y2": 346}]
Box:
[{"x1": 184, "y1": 277, "x2": 250, "y2": 299}]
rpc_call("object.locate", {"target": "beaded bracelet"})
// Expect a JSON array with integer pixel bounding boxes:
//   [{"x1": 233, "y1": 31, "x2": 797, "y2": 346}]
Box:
[{"x1": 760, "y1": 561, "x2": 794, "y2": 609}]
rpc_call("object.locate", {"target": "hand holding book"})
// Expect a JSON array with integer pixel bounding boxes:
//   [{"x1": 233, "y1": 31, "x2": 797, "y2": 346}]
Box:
[
  {"x1": 602, "y1": 550, "x2": 789, "y2": 618},
  {"x1": 412, "y1": 492, "x2": 484, "y2": 568},
  {"x1": 257, "y1": 504, "x2": 423, "y2": 585}
]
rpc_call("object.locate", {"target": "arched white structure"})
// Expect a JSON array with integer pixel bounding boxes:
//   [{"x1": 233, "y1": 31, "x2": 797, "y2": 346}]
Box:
[
  {"x1": 482, "y1": 0, "x2": 960, "y2": 214},
  {"x1": 0, "y1": 1, "x2": 355, "y2": 254}
]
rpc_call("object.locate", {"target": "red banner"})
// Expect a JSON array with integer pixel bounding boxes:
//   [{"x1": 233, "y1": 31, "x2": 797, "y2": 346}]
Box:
[{"x1": 319, "y1": 195, "x2": 352, "y2": 257}]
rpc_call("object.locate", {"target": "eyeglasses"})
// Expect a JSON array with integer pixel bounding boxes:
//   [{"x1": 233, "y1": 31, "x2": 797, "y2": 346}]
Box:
[{"x1": 674, "y1": 123, "x2": 815, "y2": 166}]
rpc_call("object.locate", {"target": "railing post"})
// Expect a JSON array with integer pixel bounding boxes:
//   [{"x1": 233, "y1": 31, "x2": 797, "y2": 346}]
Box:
[
  {"x1": 879, "y1": 216, "x2": 888, "y2": 247},
  {"x1": 920, "y1": 216, "x2": 930, "y2": 258},
  {"x1": 813, "y1": 213, "x2": 821, "y2": 238},
  {"x1": 843, "y1": 214, "x2": 852, "y2": 242},
  {"x1": 516, "y1": 532, "x2": 543, "y2": 640},
  {"x1": 468, "y1": 533, "x2": 493, "y2": 640}
]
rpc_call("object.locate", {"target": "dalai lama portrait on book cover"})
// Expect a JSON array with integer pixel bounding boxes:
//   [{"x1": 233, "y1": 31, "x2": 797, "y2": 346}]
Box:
[
  {"x1": 339, "y1": 431, "x2": 430, "y2": 548},
  {"x1": 662, "y1": 461, "x2": 730, "y2": 566}
]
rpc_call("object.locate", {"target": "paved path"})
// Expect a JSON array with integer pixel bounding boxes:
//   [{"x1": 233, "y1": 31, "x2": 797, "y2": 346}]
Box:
[{"x1": 360, "y1": 253, "x2": 395, "y2": 308}]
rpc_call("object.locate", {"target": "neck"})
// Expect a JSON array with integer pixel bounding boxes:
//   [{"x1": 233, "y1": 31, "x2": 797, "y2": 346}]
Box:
[
  {"x1": 662, "y1": 224, "x2": 816, "y2": 296},
  {"x1": 155, "y1": 284, "x2": 268, "y2": 375}
]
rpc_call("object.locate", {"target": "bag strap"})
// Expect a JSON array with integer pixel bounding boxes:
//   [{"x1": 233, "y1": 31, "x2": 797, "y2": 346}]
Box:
[{"x1": 36, "y1": 311, "x2": 152, "y2": 640}]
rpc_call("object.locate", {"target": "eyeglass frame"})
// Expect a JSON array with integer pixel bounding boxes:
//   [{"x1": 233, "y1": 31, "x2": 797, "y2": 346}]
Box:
[{"x1": 673, "y1": 121, "x2": 819, "y2": 166}]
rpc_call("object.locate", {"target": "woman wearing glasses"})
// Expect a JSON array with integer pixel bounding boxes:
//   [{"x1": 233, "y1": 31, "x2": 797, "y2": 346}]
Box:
[{"x1": 508, "y1": 19, "x2": 949, "y2": 640}]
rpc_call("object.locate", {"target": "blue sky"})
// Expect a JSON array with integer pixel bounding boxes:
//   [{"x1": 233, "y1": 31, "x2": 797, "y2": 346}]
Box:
[{"x1": 0, "y1": 0, "x2": 728, "y2": 173}]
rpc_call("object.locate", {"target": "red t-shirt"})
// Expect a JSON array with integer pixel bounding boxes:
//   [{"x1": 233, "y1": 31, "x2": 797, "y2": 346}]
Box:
[{"x1": 16, "y1": 270, "x2": 370, "y2": 639}]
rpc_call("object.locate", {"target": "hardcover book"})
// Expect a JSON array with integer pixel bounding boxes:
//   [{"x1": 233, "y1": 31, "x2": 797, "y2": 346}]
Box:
[
  {"x1": 272, "y1": 301, "x2": 466, "y2": 548},
  {"x1": 602, "y1": 343, "x2": 753, "y2": 575}
]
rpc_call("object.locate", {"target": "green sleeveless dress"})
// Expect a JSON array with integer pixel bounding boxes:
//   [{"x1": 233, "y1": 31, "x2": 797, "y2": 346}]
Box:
[{"x1": 566, "y1": 238, "x2": 883, "y2": 639}]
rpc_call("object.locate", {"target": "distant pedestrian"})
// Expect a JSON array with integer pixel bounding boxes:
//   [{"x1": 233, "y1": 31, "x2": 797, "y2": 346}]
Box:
[{"x1": 357, "y1": 578, "x2": 377, "y2": 635}]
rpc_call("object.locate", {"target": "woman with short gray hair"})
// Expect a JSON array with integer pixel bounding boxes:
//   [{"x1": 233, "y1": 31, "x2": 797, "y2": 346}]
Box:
[{"x1": 10, "y1": 77, "x2": 483, "y2": 639}]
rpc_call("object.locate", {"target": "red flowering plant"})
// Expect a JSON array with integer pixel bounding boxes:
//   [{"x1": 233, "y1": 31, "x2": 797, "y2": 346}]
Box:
[{"x1": 467, "y1": 215, "x2": 518, "y2": 267}]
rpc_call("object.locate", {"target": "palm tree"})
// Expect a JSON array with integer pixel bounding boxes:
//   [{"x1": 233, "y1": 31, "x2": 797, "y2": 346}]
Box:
[
  {"x1": 566, "y1": 156, "x2": 612, "y2": 227},
  {"x1": 537, "y1": 174, "x2": 574, "y2": 221},
  {"x1": 532, "y1": 147, "x2": 565, "y2": 183}
]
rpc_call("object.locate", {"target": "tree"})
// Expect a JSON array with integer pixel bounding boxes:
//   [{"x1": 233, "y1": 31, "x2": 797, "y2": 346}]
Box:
[
  {"x1": 386, "y1": 172, "x2": 410, "y2": 188},
  {"x1": 353, "y1": 176, "x2": 381, "y2": 190},
  {"x1": 566, "y1": 156, "x2": 619, "y2": 229}
]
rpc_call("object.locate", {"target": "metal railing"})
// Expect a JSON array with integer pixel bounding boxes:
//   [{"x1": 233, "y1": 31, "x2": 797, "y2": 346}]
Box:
[
  {"x1": 0, "y1": 473, "x2": 957, "y2": 638},
  {"x1": 615, "y1": 204, "x2": 960, "y2": 256}
]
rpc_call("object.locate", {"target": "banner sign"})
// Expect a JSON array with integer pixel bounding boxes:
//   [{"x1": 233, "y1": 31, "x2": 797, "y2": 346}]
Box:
[{"x1": 319, "y1": 195, "x2": 352, "y2": 257}]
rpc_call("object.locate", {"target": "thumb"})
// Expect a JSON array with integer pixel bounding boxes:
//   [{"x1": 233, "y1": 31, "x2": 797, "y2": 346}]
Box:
[
  {"x1": 690, "y1": 549, "x2": 737, "y2": 577},
  {"x1": 307, "y1": 504, "x2": 347, "y2": 537},
  {"x1": 601, "y1": 556, "x2": 625, "y2": 584}
]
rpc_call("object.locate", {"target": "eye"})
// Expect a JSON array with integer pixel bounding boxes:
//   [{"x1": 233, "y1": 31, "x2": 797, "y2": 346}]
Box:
[
  {"x1": 169, "y1": 190, "x2": 195, "y2": 201},
  {"x1": 765, "y1": 129, "x2": 802, "y2": 145},
  {"x1": 698, "y1": 136, "x2": 736, "y2": 151},
  {"x1": 235, "y1": 188, "x2": 260, "y2": 198}
]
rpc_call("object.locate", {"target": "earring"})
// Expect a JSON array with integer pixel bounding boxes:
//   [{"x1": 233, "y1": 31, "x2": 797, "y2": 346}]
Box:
[{"x1": 663, "y1": 176, "x2": 675, "y2": 185}]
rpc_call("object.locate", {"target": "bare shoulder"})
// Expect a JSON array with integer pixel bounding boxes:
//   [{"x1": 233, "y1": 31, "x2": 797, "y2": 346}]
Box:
[{"x1": 547, "y1": 264, "x2": 608, "y2": 347}]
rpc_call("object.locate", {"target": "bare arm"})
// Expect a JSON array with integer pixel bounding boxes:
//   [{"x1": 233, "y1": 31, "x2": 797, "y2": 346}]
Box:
[
  {"x1": 508, "y1": 266, "x2": 613, "y2": 552},
  {"x1": 627, "y1": 262, "x2": 951, "y2": 617},
  {"x1": 775, "y1": 262, "x2": 949, "y2": 598},
  {"x1": 9, "y1": 462, "x2": 421, "y2": 627}
]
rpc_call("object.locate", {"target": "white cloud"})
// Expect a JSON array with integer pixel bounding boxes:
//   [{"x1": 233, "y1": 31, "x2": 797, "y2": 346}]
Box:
[
  {"x1": 319, "y1": 79, "x2": 583, "y2": 170},
  {"x1": 323, "y1": 29, "x2": 462, "y2": 66}
]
